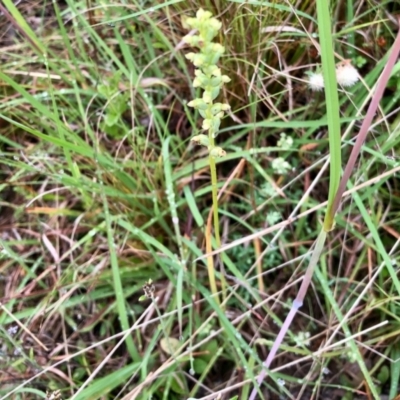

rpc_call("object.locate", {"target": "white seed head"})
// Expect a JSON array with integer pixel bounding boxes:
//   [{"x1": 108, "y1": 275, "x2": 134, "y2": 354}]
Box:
[
  {"x1": 336, "y1": 62, "x2": 359, "y2": 87},
  {"x1": 308, "y1": 72, "x2": 324, "y2": 91}
]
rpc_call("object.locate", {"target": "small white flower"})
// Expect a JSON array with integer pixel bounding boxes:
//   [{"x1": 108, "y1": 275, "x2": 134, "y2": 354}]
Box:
[
  {"x1": 343, "y1": 342, "x2": 358, "y2": 363},
  {"x1": 277, "y1": 378, "x2": 285, "y2": 387},
  {"x1": 0, "y1": 248, "x2": 9, "y2": 257},
  {"x1": 308, "y1": 72, "x2": 324, "y2": 91},
  {"x1": 7, "y1": 326, "x2": 18, "y2": 336},
  {"x1": 294, "y1": 331, "x2": 311, "y2": 347},
  {"x1": 272, "y1": 157, "x2": 291, "y2": 175},
  {"x1": 261, "y1": 182, "x2": 275, "y2": 197},
  {"x1": 336, "y1": 62, "x2": 359, "y2": 87},
  {"x1": 322, "y1": 367, "x2": 330, "y2": 375},
  {"x1": 277, "y1": 133, "x2": 293, "y2": 150}
]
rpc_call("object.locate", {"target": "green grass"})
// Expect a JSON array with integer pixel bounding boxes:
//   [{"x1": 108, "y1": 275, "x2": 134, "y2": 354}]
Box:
[{"x1": 1, "y1": 1, "x2": 400, "y2": 400}]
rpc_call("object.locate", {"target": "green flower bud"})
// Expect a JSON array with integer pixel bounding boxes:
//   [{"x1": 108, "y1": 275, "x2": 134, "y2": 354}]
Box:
[
  {"x1": 192, "y1": 54, "x2": 205, "y2": 67},
  {"x1": 185, "y1": 52, "x2": 196, "y2": 62},
  {"x1": 198, "y1": 109, "x2": 206, "y2": 118},
  {"x1": 197, "y1": 8, "x2": 212, "y2": 21},
  {"x1": 202, "y1": 118, "x2": 211, "y2": 130},
  {"x1": 221, "y1": 103, "x2": 230, "y2": 111},
  {"x1": 187, "y1": 98, "x2": 208, "y2": 110},
  {"x1": 204, "y1": 65, "x2": 220, "y2": 77},
  {"x1": 208, "y1": 50, "x2": 224, "y2": 65},
  {"x1": 210, "y1": 87, "x2": 220, "y2": 101},
  {"x1": 185, "y1": 17, "x2": 198, "y2": 29},
  {"x1": 200, "y1": 44, "x2": 224, "y2": 66},
  {"x1": 211, "y1": 43, "x2": 224, "y2": 54},
  {"x1": 193, "y1": 79, "x2": 200, "y2": 88},
  {"x1": 210, "y1": 103, "x2": 229, "y2": 115},
  {"x1": 210, "y1": 103, "x2": 223, "y2": 114},
  {"x1": 191, "y1": 134, "x2": 210, "y2": 147},
  {"x1": 193, "y1": 72, "x2": 210, "y2": 87},
  {"x1": 209, "y1": 18, "x2": 222, "y2": 31},
  {"x1": 201, "y1": 27, "x2": 220, "y2": 42},
  {"x1": 211, "y1": 116, "x2": 221, "y2": 132},
  {"x1": 203, "y1": 90, "x2": 213, "y2": 103},
  {"x1": 210, "y1": 76, "x2": 223, "y2": 87},
  {"x1": 209, "y1": 146, "x2": 226, "y2": 157},
  {"x1": 211, "y1": 67, "x2": 221, "y2": 76},
  {"x1": 186, "y1": 53, "x2": 205, "y2": 67},
  {"x1": 183, "y1": 34, "x2": 202, "y2": 47}
]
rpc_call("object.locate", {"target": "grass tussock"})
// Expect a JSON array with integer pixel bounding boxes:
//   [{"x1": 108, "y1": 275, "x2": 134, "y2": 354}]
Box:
[{"x1": 1, "y1": 1, "x2": 400, "y2": 400}]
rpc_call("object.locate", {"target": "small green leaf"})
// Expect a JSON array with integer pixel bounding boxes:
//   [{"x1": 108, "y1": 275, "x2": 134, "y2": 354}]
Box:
[
  {"x1": 104, "y1": 112, "x2": 120, "y2": 127},
  {"x1": 98, "y1": 84, "x2": 113, "y2": 98},
  {"x1": 202, "y1": 339, "x2": 219, "y2": 361},
  {"x1": 193, "y1": 358, "x2": 208, "y2": 374},
  {"x1": 160, "y1": 337, "x2": 181, "y2": 355},
  {"x1": 377, "y1": 365, "x2": 389, "y2": 384}
]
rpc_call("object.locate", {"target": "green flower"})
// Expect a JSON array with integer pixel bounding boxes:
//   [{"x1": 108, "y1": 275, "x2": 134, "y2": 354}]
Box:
[{"x1": 186, "y1": 8, "x2": 230, "y2": 157}]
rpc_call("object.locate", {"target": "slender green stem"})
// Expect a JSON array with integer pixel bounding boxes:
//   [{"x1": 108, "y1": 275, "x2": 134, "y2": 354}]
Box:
[
  {"x1": 206, "y1": 213, "x2": 219, "y2": 305},
  {"x1": 209, "y1": 156, "x2": 220, "y2": 246},
  {"x1": 206, "y1": 142, "x2": 221, "y2": 305},
  {"x1": 208, "y1": 140, "x2": 227, "y2": 302},
  {"x1": 207, "y1": 129, "x2": 220, "y2": 242}
]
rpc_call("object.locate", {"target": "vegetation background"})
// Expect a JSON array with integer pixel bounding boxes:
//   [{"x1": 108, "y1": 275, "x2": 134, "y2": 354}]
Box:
[{"x1": 1, "y1": 1, "x2": 400, "y2": 399}]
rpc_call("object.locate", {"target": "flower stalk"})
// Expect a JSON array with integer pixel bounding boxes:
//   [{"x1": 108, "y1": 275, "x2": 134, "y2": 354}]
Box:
[{"x1": 184, "y1": 9, "x2": 230, "y2": 304}]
